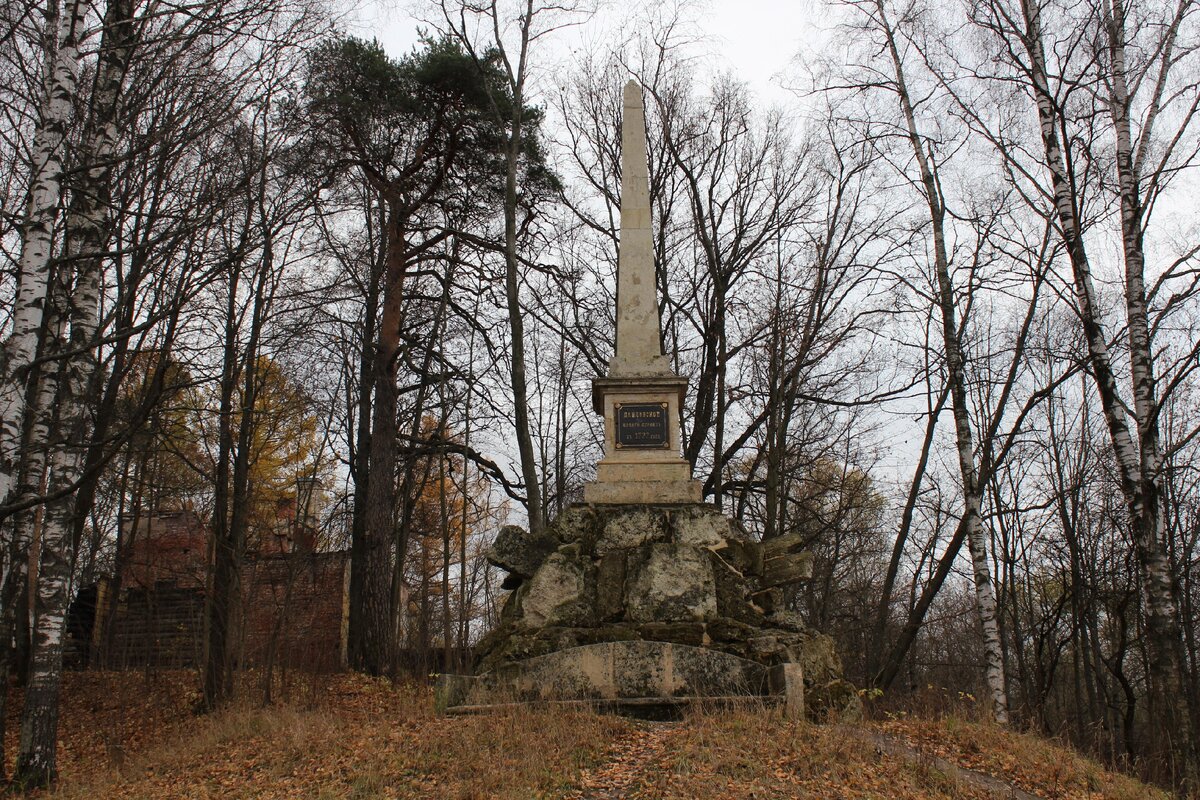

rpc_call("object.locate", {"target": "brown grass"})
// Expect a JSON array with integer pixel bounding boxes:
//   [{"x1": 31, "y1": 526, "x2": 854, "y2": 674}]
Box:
[
  {"x1": 876, "y1": 713, "x2": 1171, "y2": 800},
  {"x1": 0, "y1": 672, "x2": 1169, "y2": 799},
  {"x1": 38, "y1": 672, "x2": 628, "y2": 800},
  {"x1": 608, "y1": 705, "x2": 995, "y2": 799}
]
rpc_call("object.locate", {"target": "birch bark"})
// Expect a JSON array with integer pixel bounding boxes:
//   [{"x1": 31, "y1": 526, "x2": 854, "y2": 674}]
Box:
[
  {"x1": 13, "y1": 0, "x2": 139, "y2": 780},
  {"x1": 1100, "y1": 0, "x2": 1198, "y2": 783},
  {"x1": 0, "y1": 0, "x2": 85, "y2": 510},
  {"x1": 875, "y1": 0, "x2": 1009, "y2": 723},
  {"x1": 0, "y1": 273, "x2": 64, "y2": 783},
  {"x1": 1017, "y1": 0, "x2": 1197, "y2": 782},
  {"x1": 11, "y1": 267, "x2": 75, "y2": 788}
]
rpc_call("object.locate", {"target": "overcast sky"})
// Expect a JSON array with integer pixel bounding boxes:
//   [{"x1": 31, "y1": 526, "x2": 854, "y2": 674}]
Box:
[{"x1": 348, "y1": 0, "x2": 829, "y2": 109}]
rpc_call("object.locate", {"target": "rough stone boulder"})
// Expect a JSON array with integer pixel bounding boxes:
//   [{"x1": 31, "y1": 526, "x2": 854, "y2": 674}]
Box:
[
  {"x1": 487, "y1": 524, "x2": 559, "y2": 587},
  {"x1": 467, "y1": 503, "x2": 857, "y2": 721}
]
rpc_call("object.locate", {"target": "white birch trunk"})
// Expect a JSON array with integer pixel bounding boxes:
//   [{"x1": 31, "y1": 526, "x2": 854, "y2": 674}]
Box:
[
  {"x1": 14, "y1": 169, "x2": 108, "y2": 789},
  {"x1": 1018, "y1": 0, "x2": 1196, "y2": 783},
  {"x1": 0, "y1": 272, "x2": 65, "y2": 782},
  {"x1": 11, "y1": 270, "x2": 72, "y2": 788},
  {"x1": 875, "y1": 0, "x2": 1009, "y2": 723},
  {"x1": 0, "y1": 0, "x2": 86, "y2": 509},
  {"x1": 1100, "y1": 0, "x2": 1197, "y2": 783},
  {"x1": 15, "y1": 0, "x2": 136, "y2": 784}
]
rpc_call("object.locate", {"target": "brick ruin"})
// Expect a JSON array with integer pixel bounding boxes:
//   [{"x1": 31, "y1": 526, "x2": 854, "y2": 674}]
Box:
[{"x1": 70, "y1": 502, "x2": 350, "y2": 673}]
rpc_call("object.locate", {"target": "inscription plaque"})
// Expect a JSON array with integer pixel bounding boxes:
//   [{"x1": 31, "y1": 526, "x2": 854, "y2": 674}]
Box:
[{"x1": 614, "y1": 402, "x2": 670, "y2": 449}]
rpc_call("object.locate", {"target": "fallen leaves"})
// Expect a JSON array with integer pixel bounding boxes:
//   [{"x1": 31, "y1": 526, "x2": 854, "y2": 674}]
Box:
[
  {"x1": 875, "y1": 715, "x2": 1170, "y2": 800},
  {"x1": 2, "y1": 672, "x2": 1169, "y2": 799}
]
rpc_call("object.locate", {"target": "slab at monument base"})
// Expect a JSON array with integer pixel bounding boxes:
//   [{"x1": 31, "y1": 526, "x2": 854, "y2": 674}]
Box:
[
  {"x1": 583, "y1": 477, "x2": 701, "y2": 504},
  {"x1": 435, "y1": 640, "x2": 805, "y2": 720}
]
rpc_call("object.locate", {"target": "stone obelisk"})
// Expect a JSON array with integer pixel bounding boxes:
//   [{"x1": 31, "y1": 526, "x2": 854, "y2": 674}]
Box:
[
  {"x1": 583, "y1": 81, "x2": 702, "y2": 504},
  {"x1": 438, "y1": 81, "x2": 850, "y2": 725}
]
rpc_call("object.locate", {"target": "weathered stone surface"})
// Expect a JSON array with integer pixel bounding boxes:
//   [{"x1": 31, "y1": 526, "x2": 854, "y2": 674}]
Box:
[
  {"x1": 750, "y1": 587, "x2": 782, "y2": 615},
  {"x1": 488, "y1": 524, "x2": 558, "y2": 580},
  {"x1": 626, "y1": 543, "x2": 715, "y2": 622},
  {"x1": 759, "y1": 532, "x2": 814, "y2": 588},
  {"x1": 807, "y1": 678, "x2": 863, "y2": 722},
  {"x1": 434, "y1": 673, "x2": 476, "y2": 714},
  {"x1": 638, "y1": 621, "x2": 707, "y2": 647},
  {"x1": 716, "y1": 538, "x2": 760, "y2": 573},
  {"x1": 471, "y1": 641, "x2": 767, "y2": 704},
  {"x1": 584, "y1": 474, "x2": 703, "y2": 505},
  {"x1": 707, "y1": 616, "x2": 759, "y2": 646},
  {"x1": 671, "y1": 505, "x2": 734, "y2": 549},
  {"x1": 760, "y1": 551, "x2": 814, "y2": 588},
  {"x1": 596, "y1": 551, "x2": 626, "y2": 621},
  {"x1": 747, "y1": 633, "x2": 786, "y2": 664},
  {"x1": 768, "y1": 609, "x2": 807, "y2": 633},
  {"x1": 711, "y1": 552, "x2": 765, "y2": 626},
  {"x1": 462, "y1": 502, "x2": 847, "y2": 722},
  {"x1": 519, "y1": 552, "x2": 593, "y2": 629},
  {"x1": 553, "y1": 506, "x2": 600, "y2": 547},
  {"x1": 768, "y1": 663, "x2": 805, "y2": 721},
  {"x1": 595, "y1": 507, "x2": 668, "y2": 555}
]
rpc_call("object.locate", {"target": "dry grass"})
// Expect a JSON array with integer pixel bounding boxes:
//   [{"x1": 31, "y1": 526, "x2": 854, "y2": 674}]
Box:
[
  {"x1": 37, "y1": 672, "x2": 629, "y2": 799},
  {"x1": 876, "y1": 714, "x2": 1172, "y2": 800},
  {"x1": 0, "y1": 672, "x2": 1170, "y2": 799},
  {"x1": 604, "y1": 705, "x2": 996, "y2": 799}
]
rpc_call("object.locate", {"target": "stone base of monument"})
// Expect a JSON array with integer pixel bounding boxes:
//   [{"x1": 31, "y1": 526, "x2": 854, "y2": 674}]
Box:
[
  {"x1": 438, "y1": 503, "x2": 860, "y2": 722},
  {"x1": 435, "y1": 640, "x2": 804, "y2": 719}
]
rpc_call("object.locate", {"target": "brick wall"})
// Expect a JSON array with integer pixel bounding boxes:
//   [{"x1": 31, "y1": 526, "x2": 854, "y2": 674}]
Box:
[
  {"x1": 240, "y1": 552, "x2": 349, "y2": 673},
  {"x1": 79, "y1": 509, "x2": 349, "y2": 671}
]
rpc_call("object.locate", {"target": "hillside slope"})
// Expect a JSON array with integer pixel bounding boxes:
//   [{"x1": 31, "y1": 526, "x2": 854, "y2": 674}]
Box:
[{"x1": 5, "y1": 672, "x2": 1164, "y2": 799}]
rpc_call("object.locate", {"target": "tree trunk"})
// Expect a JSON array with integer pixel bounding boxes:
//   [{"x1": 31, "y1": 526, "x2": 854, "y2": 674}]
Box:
[
  {"x1": 13, "y1": 1, "x2": 138, "y2": 781},
  {"x1": 1018, "y1": 0, "x2": 1197, "y2": 782},
  {"x1": 12, "y1": 267, "x2": 84, "y2": 788},
  {"x1": 348, "y1": 191, "x2": 383, "y2": 673},
  {"x1": 867, "y1": 379, "x2": 947, "y2": 681},
  {"x1": 204, "y1": 261, "x2": 239, "y2": 709},
  {"x1": 1102, "y1": 0, "x2": 1197, "y2": 784},
  {"x1": 354, "y1": 201, "x2": 404, "y2": 675},
  {"x1": 875, "y1": 0, "x2": 1008, "y2": 722},
  {"x1": 0, "y1": 275, "x2": 65, "y2": 784},
  {"x1": 502, "y1": 107, "x2": 544, "y2": 535},
  {"x1": 0, "y1": 0, "x2": 84, "y2": 511}
]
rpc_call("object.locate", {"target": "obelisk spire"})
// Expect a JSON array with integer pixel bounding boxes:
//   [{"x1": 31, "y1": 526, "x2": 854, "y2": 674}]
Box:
[
  {"x1": 584, "y1": 80, "x2": 700, "y2": 505},
  {"x1": 609, "y1": 80, "x2": 672, "y2": 377}
]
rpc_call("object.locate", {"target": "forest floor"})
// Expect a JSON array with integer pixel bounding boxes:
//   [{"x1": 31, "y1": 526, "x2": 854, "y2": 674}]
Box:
[{"x1": 2, "y1": 671, "x2": 1168, "y2": 799}]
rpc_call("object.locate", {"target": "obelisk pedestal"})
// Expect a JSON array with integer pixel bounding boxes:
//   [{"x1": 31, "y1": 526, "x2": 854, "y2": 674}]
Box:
[{"x1": 583, "y1": 81, "x2": 701, "y2": 505}]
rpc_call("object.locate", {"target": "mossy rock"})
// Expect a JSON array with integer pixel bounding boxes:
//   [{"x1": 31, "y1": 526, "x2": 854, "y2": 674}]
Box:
[{"x1": 806, "y1": 678, "x2": 863, "y2": 723}]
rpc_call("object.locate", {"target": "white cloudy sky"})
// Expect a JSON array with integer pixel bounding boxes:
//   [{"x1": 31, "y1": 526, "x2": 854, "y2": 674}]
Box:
[{"x1": 347, "y1": 0, "x2": 830, "y2": 109}]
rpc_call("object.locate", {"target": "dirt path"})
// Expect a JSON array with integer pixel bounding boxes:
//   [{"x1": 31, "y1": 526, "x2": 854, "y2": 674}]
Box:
[
  {"x1": 565, "y1": 720, "x2": 1041, "y2": 800},
  {"x1": 848, "y1": 727, "x2": 1042, "y2": 800},
  {"x1": 565, "y1": 720, "x2": 680, "y2": 800}
]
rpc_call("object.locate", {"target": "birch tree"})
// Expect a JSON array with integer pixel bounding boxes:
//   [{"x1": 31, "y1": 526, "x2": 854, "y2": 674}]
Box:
[
  {"x1": 956, "y1": 0, "x2": 1200, "y2": 783},
  {"x1": 858, "y1": 0, "x2": 1008, "y2": 724},
  {"x1": 0, "y1": 8, "x2": 86, "y2": 742},
  {"x1": 0, "y1": 0, "x2": 85, "y2": 512}
]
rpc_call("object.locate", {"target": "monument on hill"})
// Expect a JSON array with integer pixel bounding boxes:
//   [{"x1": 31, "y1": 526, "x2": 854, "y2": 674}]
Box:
[{"x1": 437, "y1": 81, "x2": 855, "y2": 720}]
